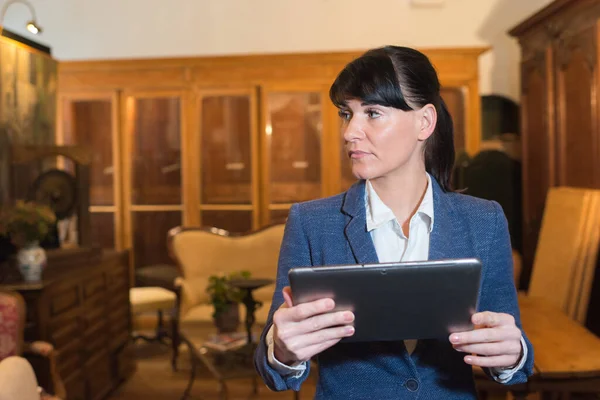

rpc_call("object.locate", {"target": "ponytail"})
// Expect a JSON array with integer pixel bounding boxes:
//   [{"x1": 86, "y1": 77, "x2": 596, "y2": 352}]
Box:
[{"x1": 425, "y1": 97, "x2": 455, "y2": 192}]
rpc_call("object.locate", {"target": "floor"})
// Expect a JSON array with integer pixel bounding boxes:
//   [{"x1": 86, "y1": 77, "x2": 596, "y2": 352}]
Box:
[{"x1": 109, "y1": 323, "x2": 316, "y2": 400}]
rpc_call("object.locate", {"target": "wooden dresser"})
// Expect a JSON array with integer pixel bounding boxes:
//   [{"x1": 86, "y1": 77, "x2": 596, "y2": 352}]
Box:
[{"x1": 0, "y1": 247, "x2": 135, "y2": 400}]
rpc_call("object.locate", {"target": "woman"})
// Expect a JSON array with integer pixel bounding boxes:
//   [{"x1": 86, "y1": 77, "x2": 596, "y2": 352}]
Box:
[{"x1": 254, "y1": 46, "x2": 533, "y2": 399}]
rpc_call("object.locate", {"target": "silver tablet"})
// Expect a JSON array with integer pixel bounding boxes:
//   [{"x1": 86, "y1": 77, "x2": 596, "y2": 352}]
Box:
[{"x1": 288, "y1": 258, "x2": 482, "y2": 343}]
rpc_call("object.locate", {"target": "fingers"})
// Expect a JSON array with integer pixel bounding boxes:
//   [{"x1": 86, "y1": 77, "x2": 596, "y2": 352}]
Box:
[
  {"x1": 463, "y1": 354, "x2": 520, "y2": 368},
  {"x1": 471, "y1": 312, "x2": 515, "y2": 328},
  {"x1": 453, "y1": 340, "x2": 523, "y2": 357},
  {"x1": 278, "y1": 325, "x2": 354, "y2": 362},
  {"x1": 282, "y1": 286, "x2": 293, "y2": 308},
  {"x1": 292, "y1": 338, "x2": 342, "y2": 362},
  {"x1": 276, "y1": 298, "x2": 337, "y2": 323},
  {"x1": 275, "y1": 309, "x2": 354, "y2": 338},
  {"x1": 450, "y1": 326, "x2": 522, "y2": 345}
]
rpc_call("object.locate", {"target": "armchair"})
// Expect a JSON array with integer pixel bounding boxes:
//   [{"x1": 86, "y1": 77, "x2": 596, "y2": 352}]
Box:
[{"x1": 0, "y1": 290, "x2": 65, "y2": 400}]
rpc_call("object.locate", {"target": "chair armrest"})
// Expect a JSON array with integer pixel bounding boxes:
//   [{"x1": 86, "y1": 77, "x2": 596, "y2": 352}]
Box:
[{"x1": 23, "y1": 342, "x2": 66, "y2": 399}]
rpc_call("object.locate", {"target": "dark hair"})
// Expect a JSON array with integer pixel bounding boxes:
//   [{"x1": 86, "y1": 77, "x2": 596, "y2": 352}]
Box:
[{"x1": 329, "y1": 46, "x2": 455, "y2": 192}]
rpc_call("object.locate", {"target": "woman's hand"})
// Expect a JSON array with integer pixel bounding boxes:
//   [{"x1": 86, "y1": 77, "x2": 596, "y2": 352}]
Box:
[
  {"x1": 272, "y1": 286, "x2": 355, "y2": 365},
  {"x1": 449, "y1": 311, "x2": 523, "y2": 368}
]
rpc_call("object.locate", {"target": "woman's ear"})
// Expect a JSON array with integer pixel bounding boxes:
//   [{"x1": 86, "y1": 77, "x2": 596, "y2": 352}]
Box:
[{"x1": 417, "y1": 104, "x2": 437, "y2": 141}]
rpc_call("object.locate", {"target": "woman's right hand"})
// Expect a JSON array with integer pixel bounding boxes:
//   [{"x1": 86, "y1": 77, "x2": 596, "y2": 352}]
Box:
[{"x1": 272, "y1": 286, "x2": 355, "y2": 365}]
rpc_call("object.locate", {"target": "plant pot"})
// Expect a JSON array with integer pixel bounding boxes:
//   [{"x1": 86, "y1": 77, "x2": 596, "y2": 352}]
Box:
[
  {"x1": 17, "y1": 241, "x2": 47, "y2": 282},
  {"x1": 214, "y1": 303, "x2": 240, "y2": 333}
]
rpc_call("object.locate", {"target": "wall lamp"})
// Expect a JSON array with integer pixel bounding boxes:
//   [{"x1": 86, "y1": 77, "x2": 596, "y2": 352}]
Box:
[{"x1": 0, "y1": 0, "x2": 43, "y2": 35}]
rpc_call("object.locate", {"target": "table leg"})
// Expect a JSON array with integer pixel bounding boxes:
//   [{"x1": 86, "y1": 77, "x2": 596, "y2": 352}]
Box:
[
  {"x1": 241, "y1": 290, "x2": 258, "y2": 345},
  {"x1": 180, "y1": 339, "x2": 197, "y2": 400}
]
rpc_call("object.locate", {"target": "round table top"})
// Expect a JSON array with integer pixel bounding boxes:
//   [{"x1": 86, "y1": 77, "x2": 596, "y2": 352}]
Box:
[{"x1": 228, "y1": 278, "x2": 273, "y2": 290}]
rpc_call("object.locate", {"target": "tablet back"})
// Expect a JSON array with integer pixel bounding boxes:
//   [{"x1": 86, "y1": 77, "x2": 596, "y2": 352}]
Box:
[{"x1": 288, "y1": 258, "x2": 482, "y2": 342}]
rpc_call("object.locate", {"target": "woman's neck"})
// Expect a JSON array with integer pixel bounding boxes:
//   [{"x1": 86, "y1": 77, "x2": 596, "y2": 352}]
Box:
[{"x1": 369, "y1": 167, "x2": 429, "y2": 229}]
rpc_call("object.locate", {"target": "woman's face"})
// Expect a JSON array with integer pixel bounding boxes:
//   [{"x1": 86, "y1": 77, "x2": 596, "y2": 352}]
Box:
[{"x1": 339, "y1": 99, "x2": 435, "y2": 182}]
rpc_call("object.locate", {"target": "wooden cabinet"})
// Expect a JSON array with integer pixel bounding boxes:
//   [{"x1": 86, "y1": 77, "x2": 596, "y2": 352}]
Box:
[
  {"x1": 510, "y1": 0, "x2": 600, "y2": 289},
  {"x1": 57, "y1": 48, "x2": 486, "y2": 272},
  {"x1": 2, "y1": 249, "x2": 134, "y2": 400}
]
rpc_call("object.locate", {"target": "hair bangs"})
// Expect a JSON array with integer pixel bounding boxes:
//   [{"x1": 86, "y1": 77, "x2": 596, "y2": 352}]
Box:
[{"x1": 329, "y1": 50, "x2": 413, "y2": 111}]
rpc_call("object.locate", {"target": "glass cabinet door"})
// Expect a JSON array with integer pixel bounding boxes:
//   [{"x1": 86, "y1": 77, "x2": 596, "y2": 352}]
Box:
[
  {"x1": 261, "y1": 87, "x2": 326, "y2": 226},
  {"x1": 124, "y1": 92, "x2": 185, "y2": 269},
  {"x1": 198, "y1": 88, "x2": 258, "y2": 233},
  {"x1": 58, "y1": 92, "x2": 121, "y2": 249}
]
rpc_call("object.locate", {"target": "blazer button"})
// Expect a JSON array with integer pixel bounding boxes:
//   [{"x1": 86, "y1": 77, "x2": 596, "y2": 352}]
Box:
[{"x1": 406, "y1": 379, "x2": 419, "y2": 392}]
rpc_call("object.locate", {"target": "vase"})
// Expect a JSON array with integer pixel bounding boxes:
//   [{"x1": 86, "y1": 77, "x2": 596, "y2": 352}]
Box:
[
  {"x1": 214, "y1": 303, "x2": 240, "y2": 333},
  {"x1": 17, "y1": 241, "x2": 47, "y2": 282}
]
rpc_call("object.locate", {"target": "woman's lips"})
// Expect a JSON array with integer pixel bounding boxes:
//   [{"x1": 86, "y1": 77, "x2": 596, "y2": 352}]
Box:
[{"x1": 349, "y1": 150, "x2": 370, "y2": 159}]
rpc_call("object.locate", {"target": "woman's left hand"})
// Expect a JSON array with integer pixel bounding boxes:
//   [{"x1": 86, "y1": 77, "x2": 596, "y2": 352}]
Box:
[{"x1": 449, "y1": 311, "x2": 523, "y2": 368}]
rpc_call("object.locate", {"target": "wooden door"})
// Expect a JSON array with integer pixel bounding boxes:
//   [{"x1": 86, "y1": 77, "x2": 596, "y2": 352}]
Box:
[
  {"x1": 196, "y1": 87, "x2": 260, "y2": 232},
  {"x1": 57, "y1": 92, "x2": 122, "y2": 250},
  {"x1": 122, "y1": 91, "x2": 190, "y2": 274}
]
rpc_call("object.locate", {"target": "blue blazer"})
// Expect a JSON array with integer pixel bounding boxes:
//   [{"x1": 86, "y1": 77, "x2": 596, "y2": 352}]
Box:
[{"x1": 254, "y1": 178, "x2": 534, "y2": 399}]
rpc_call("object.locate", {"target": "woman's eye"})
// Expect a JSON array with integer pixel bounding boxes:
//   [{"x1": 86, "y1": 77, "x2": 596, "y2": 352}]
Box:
[
  {"x1": 366, "y1": 109, "x2": 381, "y2": 119},
  {"x1": 338, "y1": 110, "x2": 351, "y2": 120}
]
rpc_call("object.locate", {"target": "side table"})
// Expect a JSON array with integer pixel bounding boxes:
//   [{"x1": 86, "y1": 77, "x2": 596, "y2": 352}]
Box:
[{"x1": 181, "y1": 278, "x2": 273, "y2": 400}]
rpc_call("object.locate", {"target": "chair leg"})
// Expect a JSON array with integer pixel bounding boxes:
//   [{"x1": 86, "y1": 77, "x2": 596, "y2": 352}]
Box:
[{"x1": 171, "y1": 308, "x2": 180, "y2": 371}]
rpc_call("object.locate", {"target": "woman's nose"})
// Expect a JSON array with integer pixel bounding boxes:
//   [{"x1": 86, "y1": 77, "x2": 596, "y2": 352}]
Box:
[{"x1": 343, "y1": 118, "x2": 365, "y2": 142}]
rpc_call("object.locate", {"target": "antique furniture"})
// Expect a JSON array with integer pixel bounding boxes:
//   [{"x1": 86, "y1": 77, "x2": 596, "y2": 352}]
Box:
[
  {"x1": 180, "y1": 278, "x2": 273, "y2": 400},
  {"x1": 56, "y1": 47, "x2": 486, "y2": 275},
  {"x1": 168, "y1": 224, "x2": 285, "y2": 326},
  {"x1": 228, "y1": 278, "x2": 273, "y2": 346},
  {"x1": 0, "y1": 289, "x2": 64, "y2": 399},
  {"x1": 130, "y1": 286, "x2": 180, "y2": 370},
  {"x1": 475, "y1": 187, "x2": 600, "y2": 398},
  {"x1": 0, "y1": 248, "x2": 134, "y2": 400},
  {"x1": 509, "y1": 0, "x2": 600, "y2": 295}
]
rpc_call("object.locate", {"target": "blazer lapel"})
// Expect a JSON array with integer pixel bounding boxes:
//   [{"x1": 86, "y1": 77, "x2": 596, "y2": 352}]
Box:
[
  {"x1": 342, "y1": 181, "x2": 379, "y2": 264},
  {"x1": 428, "y1": 179, "x2": 465, "y2": 260}
]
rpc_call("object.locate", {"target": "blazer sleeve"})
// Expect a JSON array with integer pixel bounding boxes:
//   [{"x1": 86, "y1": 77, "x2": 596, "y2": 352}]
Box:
[
  {"x1": 478, "y1": 201, "x2": 534, "y2": 385},
  {"x1": 254, "y1": 203, "x2": 312, "y2": 391}
]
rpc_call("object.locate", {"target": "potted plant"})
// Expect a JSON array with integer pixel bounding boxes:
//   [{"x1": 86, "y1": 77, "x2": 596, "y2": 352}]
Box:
[
  {"x1": 206, "y1": 270, "x2": 251, "y2": 333},
  {"x1": 0, "y1": 201, "x2": 56, "y2": 281}
]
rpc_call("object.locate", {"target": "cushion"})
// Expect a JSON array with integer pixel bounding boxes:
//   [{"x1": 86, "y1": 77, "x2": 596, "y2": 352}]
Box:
[
  {"x1": 130, "y1": 287, "x2": 176, "y2": 314},
  {"x1": 0, "y1": 356, "x2": 40, "y2": 400}
]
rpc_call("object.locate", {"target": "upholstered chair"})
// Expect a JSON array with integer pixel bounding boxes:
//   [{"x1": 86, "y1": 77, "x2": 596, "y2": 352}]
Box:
[
  {"x1": 0, "y1": 290, "x2": 65, "y2": 400},
  {"x1": 168, "y1": 224, "x2": 285, "y2": 327}
]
